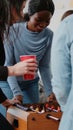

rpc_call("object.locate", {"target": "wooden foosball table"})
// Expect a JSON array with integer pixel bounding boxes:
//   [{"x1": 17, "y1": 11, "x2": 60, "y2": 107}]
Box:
[{"x1": 6, "y1": 103, "x2": 62, "y2": 130}]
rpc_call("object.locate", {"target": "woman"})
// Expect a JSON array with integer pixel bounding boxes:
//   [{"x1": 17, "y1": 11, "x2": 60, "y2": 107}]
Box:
[
  {"x1": 0, "y1": 0, "x2": 37, "y2": 129},
  {"x1": 4, "y1": 0, "x2": 55, "y2": 105}
]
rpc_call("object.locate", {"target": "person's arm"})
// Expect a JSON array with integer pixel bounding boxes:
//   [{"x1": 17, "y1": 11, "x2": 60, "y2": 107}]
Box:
[
  {"x1": 0, "y1": 37, "x2": 8, "y2": 80},
  {"x1": 0, "y1": 66, "x2": 8, "y2": 81},
  {"x1": 0, "y1": 60, "x2": 37, "y2": 81},
  {"x1": 0, "y1": 35, "x2": 37, "y2": 81},
  {"x1": 58, "y1": 41, "x2": 73, "y2": 130},
  {"x1": 0, "y1": 88, "x2": 7, "y2": 103},
  {"x1": 0, "y1": 88, "x2": 20, "y2": 107},
  {"x1": 39, "y1": 32, "x2": 53, "y2": 97},
  {"x1": 4, "y1": 37, "x2": 24, "y2": 98},
  {"x1": 4, "y1": 30, "x2": 37, "y2": 101},
  {"x1": 7, "y1": 59, "x2": 37, "y2": 76},
  {"x1": 59, "y1": 42, "x2": 73, "y2": 130}
]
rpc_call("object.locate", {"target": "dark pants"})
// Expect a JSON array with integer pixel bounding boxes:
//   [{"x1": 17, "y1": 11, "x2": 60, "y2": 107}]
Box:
[{"x1": 0, "y1": 113, "x2": 13, "y2": 130}]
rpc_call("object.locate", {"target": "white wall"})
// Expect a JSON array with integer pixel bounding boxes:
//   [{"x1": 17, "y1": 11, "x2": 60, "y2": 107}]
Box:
[{"x1": 49, "y1": 0, "x2": 73, "y2": 32}]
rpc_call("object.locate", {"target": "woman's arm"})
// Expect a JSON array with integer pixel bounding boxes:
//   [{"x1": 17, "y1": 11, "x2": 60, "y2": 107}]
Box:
[
  {"x1": 0, "y1": 66, "x2": 8, "y2": 81},
  {"x1": 0, "y1": 58, "x2": 37, "y2": 81},
  {"x1": 39, "y1": 37, "x2": 52, "y2": 97},
  {"x1": 7, "y1": 59, "x2": 37, "y2": 76},
  {"x1": 0, "y1": 88, "x2": 20, "y2": 106}
]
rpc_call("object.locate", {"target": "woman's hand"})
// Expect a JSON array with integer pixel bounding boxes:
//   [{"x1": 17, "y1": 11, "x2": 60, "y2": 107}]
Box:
[
  {"x1": 13, "y1": 95, "x2": 23, "y2": 103},
  {"x1": 8, "y1": 58, "x2": 38, "y2": 76},
  {"x1": 2, "y1": 98, "x2": 21, "y2": 108}
]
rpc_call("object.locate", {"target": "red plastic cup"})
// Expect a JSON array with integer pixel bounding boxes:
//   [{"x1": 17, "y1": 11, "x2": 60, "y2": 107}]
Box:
[{"x1": 20, "y1": 55, "x2": 36, "y2": 80}]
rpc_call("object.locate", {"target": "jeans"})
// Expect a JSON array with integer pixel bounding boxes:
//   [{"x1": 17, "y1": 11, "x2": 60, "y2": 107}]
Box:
[
  {"x1": 18, "y1": 77, "x2": 39, "y2": 103},
  {"x1": 0, "y1": 81, "x2": 13, "y2": 117}
]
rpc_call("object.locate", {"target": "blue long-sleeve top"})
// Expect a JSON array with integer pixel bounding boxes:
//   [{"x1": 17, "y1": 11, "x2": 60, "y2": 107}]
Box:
[
  {"x1": 51, "y1": 14, "x2": 73, "y2": 112},
  {"x1": 4, "y1": 22, "x2": 53, "y2": 97},
  {"x1": 51, "y1": 14, "x2": 73, "y2": 130}
]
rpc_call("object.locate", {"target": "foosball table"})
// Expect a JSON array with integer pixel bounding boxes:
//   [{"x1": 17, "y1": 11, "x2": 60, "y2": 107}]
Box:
[{"x1": 6, "y1": 102, "x2": 62, "y2": 130}]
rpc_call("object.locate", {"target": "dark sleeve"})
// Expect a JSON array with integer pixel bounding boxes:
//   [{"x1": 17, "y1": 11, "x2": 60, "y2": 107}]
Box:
[
  {"x1": 0, "y1": 36, "x2": 8, "y2": 81},
  {"x1": 0, "y1": 88, "x2": 7, "y2": 103},
  {"x1": 0, "y1": 66, "x2": 8, "y2": 81}
]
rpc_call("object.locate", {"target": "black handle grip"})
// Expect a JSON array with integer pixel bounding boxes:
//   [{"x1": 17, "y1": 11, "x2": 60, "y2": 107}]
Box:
[{"x1": 13, "y1": 119, "x2": 18, "y2": 128}]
